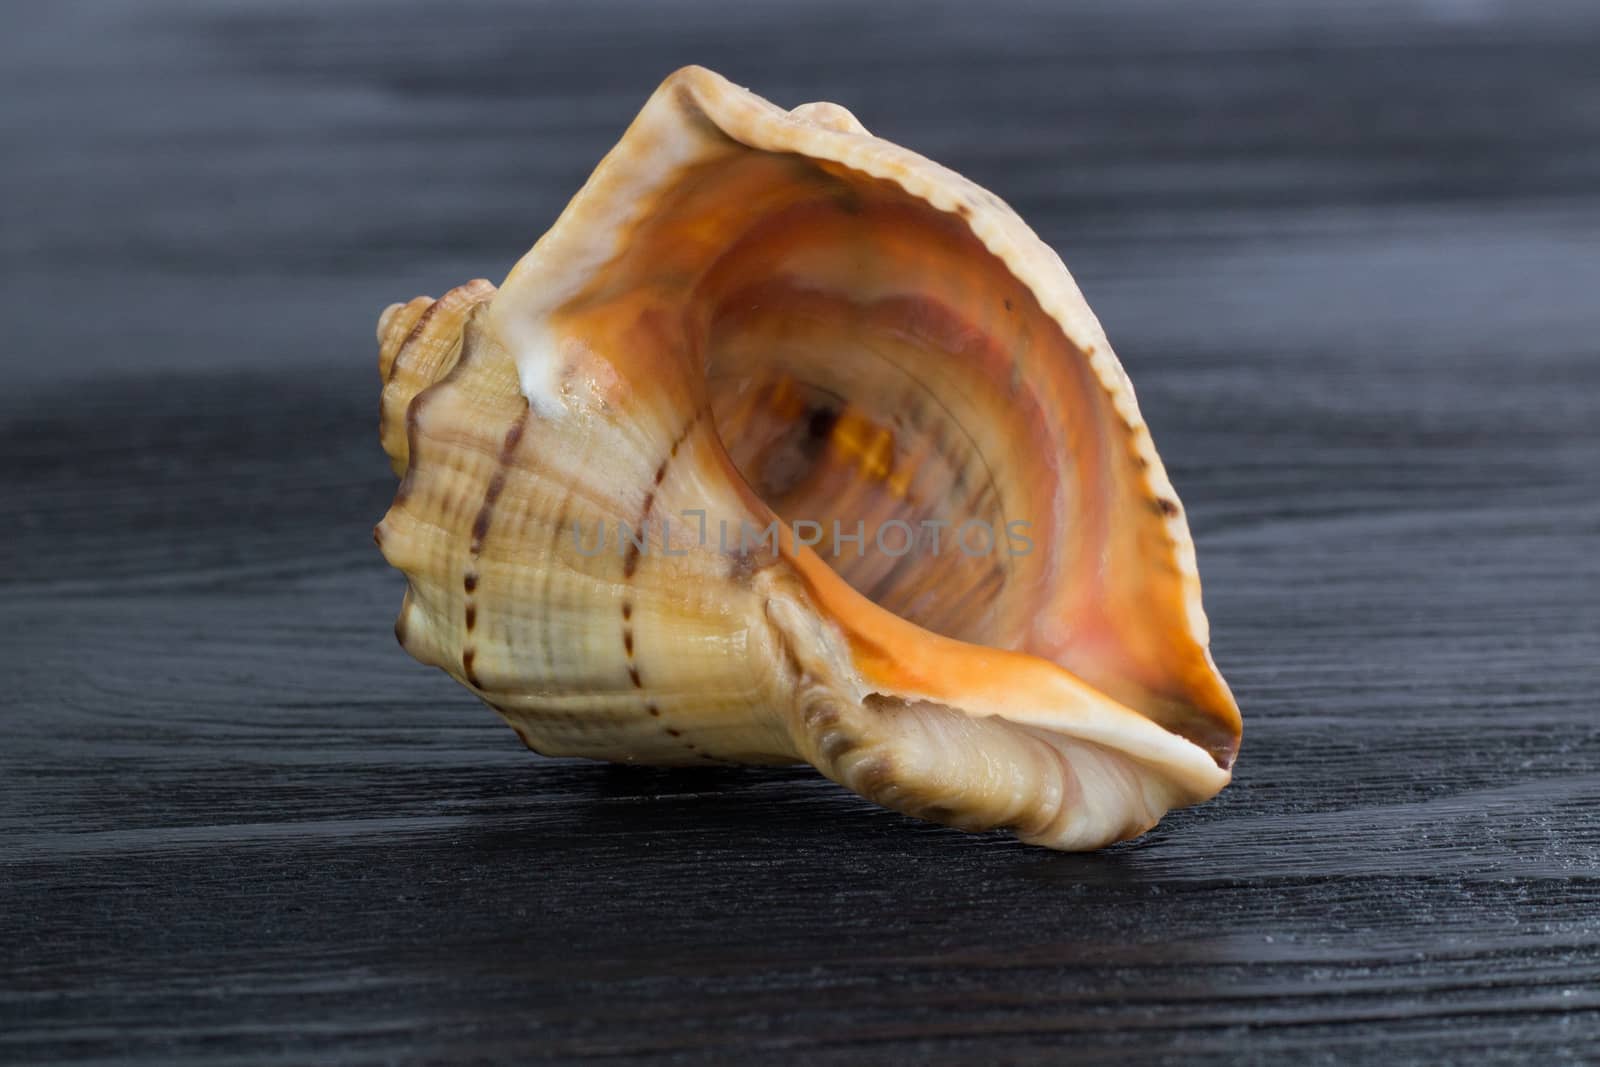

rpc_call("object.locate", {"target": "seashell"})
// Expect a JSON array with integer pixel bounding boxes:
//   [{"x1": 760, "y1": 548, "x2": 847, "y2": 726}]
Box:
[{"x1": 373, "y1": 66, "x2": 1240, "y2": 850}]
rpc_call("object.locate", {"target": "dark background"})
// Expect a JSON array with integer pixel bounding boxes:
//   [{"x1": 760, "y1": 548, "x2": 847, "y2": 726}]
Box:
[{"x1": 4, "y1": 1, "x2": 1598, "y2": 1062}]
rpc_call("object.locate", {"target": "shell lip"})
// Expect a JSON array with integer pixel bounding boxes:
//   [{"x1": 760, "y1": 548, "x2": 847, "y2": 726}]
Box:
[{"x1": 774, "y1": 537, "x2": 1237, "y2": 798}]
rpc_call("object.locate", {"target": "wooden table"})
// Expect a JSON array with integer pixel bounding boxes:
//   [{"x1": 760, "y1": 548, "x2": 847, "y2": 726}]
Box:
[{"x1": 4, "y1": 1, "x2": 1597, "y2": 1061}]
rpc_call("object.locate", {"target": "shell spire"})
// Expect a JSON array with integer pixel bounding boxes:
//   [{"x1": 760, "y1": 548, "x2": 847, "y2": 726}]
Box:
[{"x1": 374, "y1": 67, "x2": 1240, "y2": 849}]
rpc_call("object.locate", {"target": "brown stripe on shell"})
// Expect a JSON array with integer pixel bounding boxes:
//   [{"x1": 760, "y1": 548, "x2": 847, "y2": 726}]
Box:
[
  {"x1": 377, "y1": 281, "x2": 496, "y2": 474},
  {"x1": 384, "y1": 297, "x2": 443, "y2": 386},
  {"x1": 617, "y1": 405, "x2": 709, "y2": 754},
  {"x1": 375, "y1": 298, "x2": 439, "y2": 446},
  {"x1": 459, "y1": 399, "x2": 532, "y2": 691},
  {"x1": 389, "y1": 394, "x2": 430, "y2": 506}
]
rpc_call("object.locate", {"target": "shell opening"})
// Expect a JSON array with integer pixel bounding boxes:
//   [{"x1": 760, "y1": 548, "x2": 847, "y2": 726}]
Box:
[
  {"x1": 537, "y1": 139, "x2": 1238, "y2": 770},
  {"x1": 698, "y1": 193, "x2": 1072, "y2": 654},
  {"x1": 566, "y1": 152, "x2": 1092, "y2": 659}
]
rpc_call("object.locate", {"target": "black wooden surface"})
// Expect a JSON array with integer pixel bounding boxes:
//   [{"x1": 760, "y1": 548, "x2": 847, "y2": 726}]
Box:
[{"x1": 4, "y1": 1, "x2": 1599, "y2": 1062}]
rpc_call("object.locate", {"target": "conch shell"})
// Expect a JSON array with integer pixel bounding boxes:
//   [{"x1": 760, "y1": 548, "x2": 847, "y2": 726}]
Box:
[{"x1": 374, "y1": 67, "x2": 1240, "y2": 849}]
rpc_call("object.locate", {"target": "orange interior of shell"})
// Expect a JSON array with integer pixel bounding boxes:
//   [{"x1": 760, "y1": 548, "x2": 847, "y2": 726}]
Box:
[{"x1": 550, "y1": 150, "x2": 1240, "y2": 769}]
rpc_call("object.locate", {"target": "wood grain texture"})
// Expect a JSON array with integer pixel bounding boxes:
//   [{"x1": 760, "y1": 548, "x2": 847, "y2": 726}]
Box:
[{"x1": 2, "y1": 1, "x2": 1598, "y2": 1062}]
